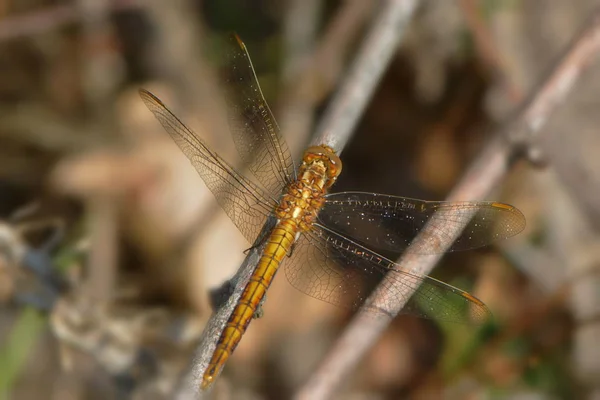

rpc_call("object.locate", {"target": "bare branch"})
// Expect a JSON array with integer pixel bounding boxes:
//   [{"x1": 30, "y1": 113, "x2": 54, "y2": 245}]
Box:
[
  {"x1": 280, "y1": 0, "x2": 376, "y2": 154},
  {"x1": 295, "y1": 7, "x2": 600, "y2": 400},
  {"x1": 278, "y1": 0, "x2": 322, "y2": 155},
  {"x1": 312, "y1": 0, "x2": 418, "y2": 153}
]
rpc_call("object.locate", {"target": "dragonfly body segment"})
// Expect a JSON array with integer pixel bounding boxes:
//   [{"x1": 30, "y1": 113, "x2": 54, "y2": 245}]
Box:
[
  {"x1": 202, "y1": 145, "x2": 341, "y2": 388},
  {"x1": 139, "y1": 33, "x2": 525, "y2": 391}
]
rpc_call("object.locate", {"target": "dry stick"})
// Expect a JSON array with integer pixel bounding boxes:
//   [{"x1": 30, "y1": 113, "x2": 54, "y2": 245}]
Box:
[
  {"x1": 313, "y1": 0, "x2": 418, "y2": 151},
  {"x1": 301, "y1": 0, "x2": 376, "y2": 105},
  {"x1": 281, "y1": 0, "x2": 376, "y2": 154},
  {"x1": 294, "y1": 8, "x2": 600, "y2": 400},
  {"x1": 279, "y1": 0, "x2": 323, "y2": 154},
  {"x1": 174, "y1": 1, "x2": 418, "y2": 398}
]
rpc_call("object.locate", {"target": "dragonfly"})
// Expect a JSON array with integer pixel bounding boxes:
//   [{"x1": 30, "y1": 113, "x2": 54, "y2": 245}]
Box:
[{"x1": 139, "y1": 34, "x2": 525, "y2": 390}]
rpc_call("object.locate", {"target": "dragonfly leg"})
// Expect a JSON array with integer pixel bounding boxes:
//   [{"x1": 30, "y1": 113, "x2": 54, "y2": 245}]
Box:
[
  {"x1": 287, "y1": 241, "x2": 297, "y2": 258},
  {"x1": 253, "y1": 294, "x2": 266, "y2": 319},
  {"x1": 243, "y1": 223, "x2": 274, "y2": 255},
  {"x1": 243, "y1": 244, "x2": 258, "y2": 255}
]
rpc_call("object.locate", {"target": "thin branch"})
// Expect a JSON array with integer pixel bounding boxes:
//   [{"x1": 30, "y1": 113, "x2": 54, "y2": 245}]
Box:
[
  {"x1": 174, "y1": 0, "x2": 418, "y2": 397},
  {"x1": 312, "y1": 0, "x2": 418, "y2": 153},
  {"x1": 280, "y1": 0, "x2": 376, "y2": 154},
  {"x1": 299, "y1": 0, "x2": 376, "y2": 105},
  {"x1": 278, "y1": 0, "x2": 322, "y2": 155},
  {"x1": 294, "y1": 8, "x2": 600, "y2": 400}
]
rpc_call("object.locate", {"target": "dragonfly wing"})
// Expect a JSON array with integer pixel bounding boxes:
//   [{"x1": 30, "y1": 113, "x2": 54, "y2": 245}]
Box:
[
  {"x1": 284, "y1": 225, "x2": 491, "y2": 324},
  {"x1": 222, "y1": 34, "x2": 296, "y2": 197},
  {"x1": 140, "y1": 89, "x2": 276, "y2": 243},
  {"x1": 320, "y1": 192, "x2": 525, "y2": 256}
]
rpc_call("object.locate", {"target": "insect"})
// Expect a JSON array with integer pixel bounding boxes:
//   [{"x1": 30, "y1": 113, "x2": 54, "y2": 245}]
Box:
[{"x1": 139, "y1": 34, "x2": 525, "y2": 389}]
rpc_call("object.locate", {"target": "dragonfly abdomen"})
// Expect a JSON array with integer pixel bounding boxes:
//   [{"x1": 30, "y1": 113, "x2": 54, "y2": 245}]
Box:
[
  {"x1": 201, "y1": 147, "x2": 340, "y2": 389},
  {"x1": 201, "y1": 219, "x2": 298, "y2": 389}
]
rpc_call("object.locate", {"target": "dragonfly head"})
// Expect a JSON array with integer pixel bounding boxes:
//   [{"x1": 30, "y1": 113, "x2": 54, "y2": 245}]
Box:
[{"x1": 302, "y1": 145, "x2": 342, "y2": 188}]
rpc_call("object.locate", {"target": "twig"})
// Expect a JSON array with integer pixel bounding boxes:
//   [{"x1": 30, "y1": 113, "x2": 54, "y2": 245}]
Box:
[
  {"x1": 174, "y1": 0, "x2": 418, "y2": 397},
  {"x1": 294, "y1": 8, "x2": 600, "y2": 400},
  {"x1": 313, "y1": 0, "x2": 418, "y2": 152},
  {"x1": 280, "y1": 0, "x2": 376, "y2": 154},
  {"x1": 278, "y1": 0, "x2": 322, "y2": 154},
  {"x1": 301, "y1": 0, "x2": 376, "y2": 105}
]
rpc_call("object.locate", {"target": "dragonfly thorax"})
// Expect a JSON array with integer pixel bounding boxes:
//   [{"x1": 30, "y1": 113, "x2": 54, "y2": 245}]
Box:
[
  {"x1": 276, "y1": 181, "x2": 326, "y2": 232},
  {"x1": 275, "y1": 146, "x2": 341, "y2": 232}
]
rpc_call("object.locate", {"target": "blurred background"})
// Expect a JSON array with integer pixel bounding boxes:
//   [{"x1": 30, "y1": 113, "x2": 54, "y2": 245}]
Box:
[{"x1": 1, "y1": 0, "x2": 600, "y2": 399}]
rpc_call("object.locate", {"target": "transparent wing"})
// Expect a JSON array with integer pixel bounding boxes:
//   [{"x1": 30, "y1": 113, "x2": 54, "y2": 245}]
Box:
[
  {"x1": 222, "y1": 34, "x2": 295, "y2": 197},
  {"x1": 320, "y1": 192, "x2": 525, "y2": 256},
  {"x1": 139, "y1": 89, "x2": 276, "y2": 243},
  {"x1": 284, "y1": 226, "x2": 491, "y2": 323}
]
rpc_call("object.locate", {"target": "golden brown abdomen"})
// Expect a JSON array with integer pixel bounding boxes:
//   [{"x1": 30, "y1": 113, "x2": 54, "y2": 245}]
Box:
[{"x1": 201, "y1": 218, "x2": 298, "y2": 389}]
